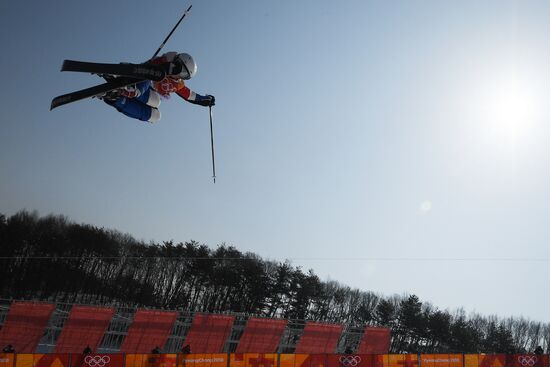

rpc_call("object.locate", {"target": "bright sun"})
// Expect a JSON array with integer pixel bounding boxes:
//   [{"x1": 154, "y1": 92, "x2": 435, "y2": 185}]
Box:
[
  {"x1": 481, "y1": 77, "x2": 539, "y2": 142},
  {"x1": 455, "y1": 64, "x2": 545, "y2": 163},
  {"x1": 454, "y1": 66, "x2": 545, "y2": 184},
  {"x1": 457, "y1": 66, "x2": 545, "y2": 176}
]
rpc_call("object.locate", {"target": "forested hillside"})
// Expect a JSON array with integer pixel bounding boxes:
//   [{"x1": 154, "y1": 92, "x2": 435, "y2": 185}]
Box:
[{"x1": 0, "y1": 210, "x2": 548, "y2": 353}]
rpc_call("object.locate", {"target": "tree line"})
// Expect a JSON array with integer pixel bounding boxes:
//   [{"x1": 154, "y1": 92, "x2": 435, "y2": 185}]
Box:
[{"x1": 0, "y1": 210, "x2": 548, "y2": 354}]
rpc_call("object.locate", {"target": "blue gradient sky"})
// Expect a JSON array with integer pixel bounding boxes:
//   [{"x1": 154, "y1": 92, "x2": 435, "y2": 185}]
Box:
[{"x1": 2, "y1": 1, "x2": 550, "y2": 321}]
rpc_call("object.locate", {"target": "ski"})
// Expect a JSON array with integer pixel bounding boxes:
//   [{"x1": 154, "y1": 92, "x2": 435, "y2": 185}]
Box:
[
  {"x1": 50, "y1": 77, "x2": 143, "y2": 110},
  {"x1": 61, "y1": 60, "x2": 167, "y2": 81}
]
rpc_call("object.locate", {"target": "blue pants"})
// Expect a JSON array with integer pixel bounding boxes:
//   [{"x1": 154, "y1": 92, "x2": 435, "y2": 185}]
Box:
[{"x1": 105, "y1": 81, "x2": 157, "y2": 121}]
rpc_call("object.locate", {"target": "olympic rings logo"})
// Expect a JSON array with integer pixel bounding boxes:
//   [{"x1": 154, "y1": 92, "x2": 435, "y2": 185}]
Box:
[
  {"x1": 340, "y1": 356, "x2": 362, "y2": 367},
  {"x1": 85, "y1": 356, "x2": 111, "y2": 367},
  {"x1": 157, "y1": 81, "x2": 175, "y2": 94},
  {"x1": 518, "y1": 356, "x2": 538, "y2": 367}
]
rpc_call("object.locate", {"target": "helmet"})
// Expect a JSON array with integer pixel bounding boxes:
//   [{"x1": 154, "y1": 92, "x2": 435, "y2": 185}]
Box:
[{"x1": 175, "y1": 53, "x2": 197, "y2": 80}]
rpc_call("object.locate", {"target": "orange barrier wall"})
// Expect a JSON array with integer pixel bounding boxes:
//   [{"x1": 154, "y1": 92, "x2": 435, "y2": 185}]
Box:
[
  {"x1": 420, "y1": 354, "x2": 463, "y2": 367},
  {"x1": 231, "y1": 354, "x2": 277, "y2": 367},
  {"x1": 279, "y1": 354, "x2": 420, "y2": 367},
  {"x1": 16, "y1": 354, "x2": 70, "y2": 367},
  {"x1": 0, "y1": 354, "x2": 15, "y2": 367},
  {"x1": 2, "y1": 353, "x2": 549, "y2": 367},
  {"x1": 376, "y1": 354, "x2": 419, "y2": 367},
  {"x1": 465, "y1": 355, "x2": 506, "y2": 367},
  {"x1": 177, "y1": 353, "x2": 227, "y2": 367}
]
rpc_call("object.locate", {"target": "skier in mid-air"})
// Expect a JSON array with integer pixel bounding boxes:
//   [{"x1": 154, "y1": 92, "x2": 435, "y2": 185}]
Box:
[
  {"x1": 51, "y1": 5, "x2": 219, "y2": 181},
  {"x1": 102, "y1": 51, "x2": 215, "y2": 123}
]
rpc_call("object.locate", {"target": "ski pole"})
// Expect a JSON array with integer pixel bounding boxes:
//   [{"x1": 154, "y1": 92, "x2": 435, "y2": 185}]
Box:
[
  {"x1": 209, "y1": 106, "x2": 216, "y2": 183},
  {"x1": 152, "y1": 4, "x2": 193, "y2": 59}
]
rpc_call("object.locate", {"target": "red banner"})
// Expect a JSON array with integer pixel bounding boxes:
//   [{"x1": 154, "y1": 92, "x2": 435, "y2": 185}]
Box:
[
  {"x1": 327, "y1": 354, "x2": 374, "y2": 367},
  {"x1": 71, "y1": 354, "x2": 124, "y2": 367},
  {"x1": 508, "y1": 355, "x2": 549, "y2": 367},
  {"x1": 366, "y1": 354, "x2": 420, "y2": 367},
  {"x1": 125, "y1": 354, "x2": 177, "y2": 367},
  {"x1": 279, "y1": 354, "x2": 375, "y2": 367}
]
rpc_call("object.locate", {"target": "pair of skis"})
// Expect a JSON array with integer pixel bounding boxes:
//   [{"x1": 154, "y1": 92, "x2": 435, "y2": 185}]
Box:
[{"x1": 50, "y1": 61, "x2": 167, "y2": 110}]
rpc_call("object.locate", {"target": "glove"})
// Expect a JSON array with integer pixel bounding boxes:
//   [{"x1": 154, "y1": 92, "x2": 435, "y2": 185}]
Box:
[
  {"x1": 206, "y1": 95, "x2": 215, "y2": 107},
  {"x1": 195, "y1": 94, "x2": 215, "y2": 107}
]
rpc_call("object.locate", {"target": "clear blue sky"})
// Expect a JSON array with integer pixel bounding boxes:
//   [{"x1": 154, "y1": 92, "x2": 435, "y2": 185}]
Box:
[{"x1": 1, "y1": 0, "x2": 550, "y2": 321}]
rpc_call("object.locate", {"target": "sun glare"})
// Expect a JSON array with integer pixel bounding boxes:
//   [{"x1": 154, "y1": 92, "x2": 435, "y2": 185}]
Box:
[
  {"x1": 454, "y1": 67, "x2": 545, "y2": 185},
  {"x1": 485, "y1": 80, "x2": 537, "y2": 140},
  {"x1": 474, "y1": 74, "x2": 541, "y2": 144}
]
